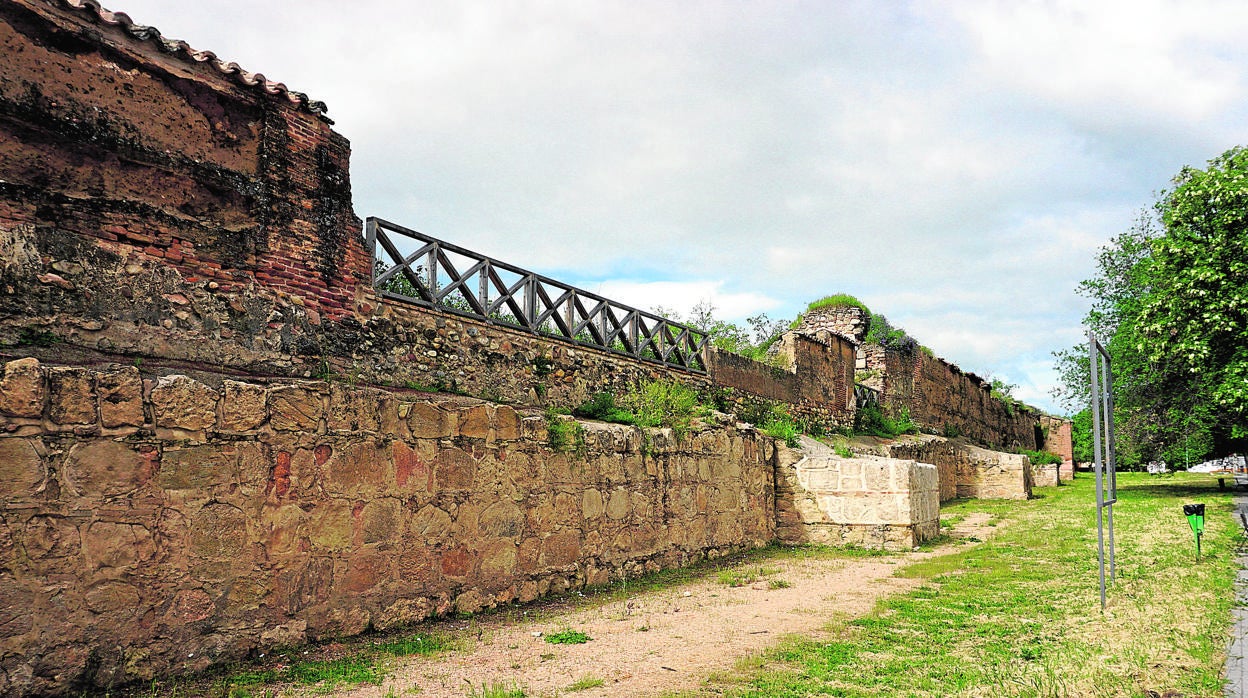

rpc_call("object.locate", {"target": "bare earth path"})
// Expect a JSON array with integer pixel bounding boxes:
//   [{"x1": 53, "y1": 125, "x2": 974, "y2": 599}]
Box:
[{"x1": 323, "y1": 515, "x2": 993, "y2": 698}]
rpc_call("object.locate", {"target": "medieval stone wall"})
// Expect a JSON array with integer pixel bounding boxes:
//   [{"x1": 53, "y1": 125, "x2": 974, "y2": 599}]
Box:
[
  {"x1": 1040, "y1": 414, "x2": 1075, "y2": 480},
  {"x1": 887, "y1": 435, "x2": 1033, "y2": 501},
  {"x1": 705, "y1": 331, "x2": 856, "y2": 432},
  {"x1": 0, "y1": 357, "x2": 775, "y2": 695}
]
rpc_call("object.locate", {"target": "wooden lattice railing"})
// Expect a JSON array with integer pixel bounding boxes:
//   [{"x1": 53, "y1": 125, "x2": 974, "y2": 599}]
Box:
[{"x1": 366, "y1": 218, "x2": 710, "y2": 372}]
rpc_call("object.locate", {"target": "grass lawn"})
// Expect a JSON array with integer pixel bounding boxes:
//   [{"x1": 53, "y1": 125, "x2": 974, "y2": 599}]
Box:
[{"x1": 693, "y1": 472, "x2": 1242, "y2": 698}]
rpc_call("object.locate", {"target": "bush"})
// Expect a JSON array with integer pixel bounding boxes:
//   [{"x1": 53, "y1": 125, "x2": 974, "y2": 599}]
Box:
[
  {"x1": 806, "y1": 293, "x2": 872, "y2": 316},
  {"x1": 854, "y1": 404, "x2": 918, "y2": 439},
  {"x1": 762, "y1": 406, "x2": 801, "y2": 447},
  {"x1": 572, "y1": 393, "x2": 636, "y2": 425},
  {"x1": 1020, "y1": 449, "x2": 1063, "y2": 465},
  {"x1": 620, "y1": 379, "x2": 700, "y2": 438}
]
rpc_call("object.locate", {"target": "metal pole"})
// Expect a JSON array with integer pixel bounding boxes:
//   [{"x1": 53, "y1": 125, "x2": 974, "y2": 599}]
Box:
[
  {"x1": 1101, "y1": 347, "x2": 1117, "y2": 582},
  {"x1": 1090, "y1": 331, "x2": 1107, "y2": 609}
]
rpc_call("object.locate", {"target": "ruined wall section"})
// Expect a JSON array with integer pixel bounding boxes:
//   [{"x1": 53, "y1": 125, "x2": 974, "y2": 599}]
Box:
[
  {"x1": 861, "y1": 343, "x2": 1039, "y2": 450},
  {"x1": 774, "y1": 437, "x2": 939, "y2": 550},
  {"x1": 0, "y1": 358, "x2": 775, "y2": 695},
  {"x1": 886, "y1": 435, "x2": 1033, "y2": 501},
  {"x1": 1040, "y1": 414, "x2": 1075, "y2": 481},
  {"x1": 0, "y1": 0, "x2": 369, "y2": 354},
  {"x1": 705, "y1": 331, "x2": 856, "y2": 431}
]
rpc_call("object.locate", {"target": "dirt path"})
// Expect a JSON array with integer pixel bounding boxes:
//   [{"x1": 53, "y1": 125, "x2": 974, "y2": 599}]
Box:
[{"x1": 325, "y1": 515, "x2": 993, "y2": 698}]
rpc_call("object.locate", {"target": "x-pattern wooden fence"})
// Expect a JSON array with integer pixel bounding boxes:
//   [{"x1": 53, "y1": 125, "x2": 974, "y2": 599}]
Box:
[{"x1": 366, "y1": 218, "x2": 710, "y2": 372}]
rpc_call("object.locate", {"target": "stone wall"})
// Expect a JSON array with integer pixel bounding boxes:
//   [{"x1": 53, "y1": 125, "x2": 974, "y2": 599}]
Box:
[
  {"x1": 886, "y1": 435, "x2": 1033, "y2": 501},
  {"x1": 1040, "y1": 414, "x2": 1075, "y2": 481},
  {"x1": 0, "y1": 358, "x2": 775, "y2": 695},
  {"x1": 0, "y1": 0, "x2": 368, "y2": 322},
  {"x1": 705, "y1": 331, "x2": 856, "y2": 432},
  {"x1": 797, "y1": 307, "x2": 1040, "y2": 450},
  {"x1": 774, "y1": 437, "x2": 939, "y2": 550}
]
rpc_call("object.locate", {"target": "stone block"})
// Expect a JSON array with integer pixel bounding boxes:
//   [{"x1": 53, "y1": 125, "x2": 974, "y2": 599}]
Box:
[
  {"x1": 0, "y1": 438, "x2": 45, "y2": 498},
  {"x1": 435, "y1": 446, "x2": 476, "y2": 491},
  {"x1": 151, "y1": 375, "x2": 217, "y2": 431},
  {"x1": 361, "y1": 499, "x2": 400, "y2": 544},
  {"x1": 48, "y1": 367, "x2": 96, "y2": 425},
  {"x1": 189, "y1": 502, "x2": 248, "y2": 559},
  {"x1": 540, "y1": 531, "x2": 581, "y2": 568},
  {"x1": 327, "y1": 383, "x2": 381, "y2": 433},
  {"x1": 269, "y1": 385, "x2": 323, "y2": 431},
  {"x1": 220, "y1": 380, "x2": 267, "y2": 431},
  {"x1": 63, "y1": 440, "x2": 155, "y2": 497},
  {"x1": 495, "y1": 405, "x2": 521, "y2": 440},
  {"x1": 324, "y1": 440, "x2": 389, "y2": 496},
  {"x1": 97, "y1": 367, "x2": 144, "y2": 427},
  {"x1": 0, "y1": 357, "x2": 44, "y2": 418},
  {"x1": 458, "y1": 405, "x2": 492, "y2": 439},
  {"x1": 408, "y1": 505, "x2": 452, "y2": 544},
  {"x1": 159, "y1": 445, "x2": 234, "y2": 491},
  {"x1": 406, "y1": 402, "x2": 449, "y2": 438}
]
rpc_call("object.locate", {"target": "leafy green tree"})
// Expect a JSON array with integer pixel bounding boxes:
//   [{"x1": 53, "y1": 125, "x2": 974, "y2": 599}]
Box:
[
  {"x1": 1054, "y1": 146, "x2": 1248, "y2": 466},
  {"x1": 1138, "y1": 146, "x2": 1248, "y2": 444}
]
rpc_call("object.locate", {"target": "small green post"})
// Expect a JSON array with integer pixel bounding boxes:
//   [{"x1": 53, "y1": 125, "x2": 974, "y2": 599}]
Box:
[{"x1": 1183, "y1": 503, "x2": 1206, "y2": 558}]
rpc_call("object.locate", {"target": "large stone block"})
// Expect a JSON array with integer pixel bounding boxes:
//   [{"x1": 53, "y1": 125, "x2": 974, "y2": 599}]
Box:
[
  {"x1": 63, "y1": 440, "x2": 155, "y2": 497},
  {"x1": 269, "y1": 385, "x2": 324, "y2": 431},
  {"x1": 159, "y1": 445, "x2": 234, "y2": 491},
  {"x1": 48, "y1": 366, "x2": 96, "y2": 425},
  {"x1": 220, "y1": 380, "x2": 267, "y2": 431},
  {"x1": 97, "y1": 367, "x2": 144, "y2": 427},
  {"x1": 0, "y1": 438, "x2": 45, "y2": 498},
  {"x1": 327, "y1": 383, "x2": 381, "y2": 433},
  {"x1": 0, "y1": 357, "x2": 44, "y2": 418},
  {"x1": 151, "y1": 375, "x2": 217, "y2": 431}
]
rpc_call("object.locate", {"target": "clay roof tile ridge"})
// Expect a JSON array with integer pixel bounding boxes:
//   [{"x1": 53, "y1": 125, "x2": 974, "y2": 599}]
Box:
[{"x1": 58, "y1": 0, "x2": 331, "y2": 121}]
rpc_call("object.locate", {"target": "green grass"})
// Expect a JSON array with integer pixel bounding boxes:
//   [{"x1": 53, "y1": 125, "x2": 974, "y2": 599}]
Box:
[
  {"x1": 544, "y1": 629, "x2": 592, "y2": 645},
  {"x1": 467, "y1": 682, "x2": 527, "y2": 697},
  {"x1": 567, "y1": 675, "x2": 606, "y2": 691},
  {"x1": 806, "y1": 293, "x2": 871, "y2": 315},
  {"x1": 696, "y1": 473, "x2": 1241, "y2": 697}
]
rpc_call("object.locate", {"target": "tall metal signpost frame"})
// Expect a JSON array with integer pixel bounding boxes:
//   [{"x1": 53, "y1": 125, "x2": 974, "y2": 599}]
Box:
[{"x1": 1089, "y1": 332, "x2": 1118, "y2": 609}]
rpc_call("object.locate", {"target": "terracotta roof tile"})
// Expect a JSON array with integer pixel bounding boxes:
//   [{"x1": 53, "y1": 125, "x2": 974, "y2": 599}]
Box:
[{"x1": 59, "y1": 0, "x2": 331, "y2": 122}]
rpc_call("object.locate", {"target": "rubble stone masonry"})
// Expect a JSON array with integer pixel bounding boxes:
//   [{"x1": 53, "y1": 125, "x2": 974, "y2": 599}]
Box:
[{"x1": 0, "y1": 358, "x2": 776, "y2": 694}]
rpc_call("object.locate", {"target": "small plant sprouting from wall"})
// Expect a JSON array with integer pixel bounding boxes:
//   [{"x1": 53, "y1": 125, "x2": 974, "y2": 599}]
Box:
[
  {"x1": 762, "y1": 405, "x2": 801, "y2": 447},
  {"x1": 1019, "y1": 449, "x2": 1063, "y2": 465},
  {"x1": 545, "y1": 408, "x2": 585, "y2": 454},
  {"x1": 855, "y1": 404, "x2": 918, "y2": 439},
  {"x1": 620, "y1": 379, "x2": 699, "y2": 439}
]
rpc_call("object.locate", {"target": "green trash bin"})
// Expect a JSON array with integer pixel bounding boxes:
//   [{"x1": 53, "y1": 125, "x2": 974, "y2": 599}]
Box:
[{"x1": 1184, "y1": 503, "x2": 1205, "y2": 558}]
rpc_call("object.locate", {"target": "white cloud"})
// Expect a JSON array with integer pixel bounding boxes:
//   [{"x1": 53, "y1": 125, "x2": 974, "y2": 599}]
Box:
[{"x1": 103, "y1": 0, "x2": 1248, "y2": 413}]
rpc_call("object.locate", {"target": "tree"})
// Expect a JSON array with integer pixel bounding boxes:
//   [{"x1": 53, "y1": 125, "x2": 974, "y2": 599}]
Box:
[{"x1": 1054, "y1": 146, "x2": 1248, "y2": 466}]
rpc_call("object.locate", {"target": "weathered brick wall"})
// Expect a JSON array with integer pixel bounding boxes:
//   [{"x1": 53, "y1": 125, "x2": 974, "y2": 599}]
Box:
[
  {"x1": 774, "y1": 438, "x2": 939, "y2": 550},
  {"x1": 864, "y1": 344, "x2": 1040, "y2": 450},
  {"x1": 705, "y1": 331, "x2": 856, "y2": 431},
  {"x1": 887, "y1": 435, "x2": 1033, "y2": 501},
  {"x1": 0, "y1": 358, "x2": 776, "y2": 695},
  {"x1": 0, "y1": 0, "x2": 368, "y2": 322}
]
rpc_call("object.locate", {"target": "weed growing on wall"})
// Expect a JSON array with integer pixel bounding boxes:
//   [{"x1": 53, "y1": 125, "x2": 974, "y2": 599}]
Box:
[
  {"x1": 762, "y1": 405, "x2": 801, "y2": 447},
  {"x1": 572, "y1": 393, "x2": 637, "y2": 426},
  {"x1": 805, "y1": 293, "x2": 871, "y2": 315},
  {"x1": 1019, "y1": 449, "x2": 1063, "y2": 465},
  {"x1": 620, "y1": 379, "x2": 699, "y2": 439},
  {"x1": 545, "y1": 408, "x2": 585, "y2": 453},
  {"x1": 854, "y1": 404, "x2": 918, "y2": 438}
]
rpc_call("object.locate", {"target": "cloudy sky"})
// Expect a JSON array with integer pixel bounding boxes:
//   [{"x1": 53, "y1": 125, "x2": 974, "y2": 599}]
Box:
[{"x1": 113, "y1": 0, "x2": 1248, "y2": 413}]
